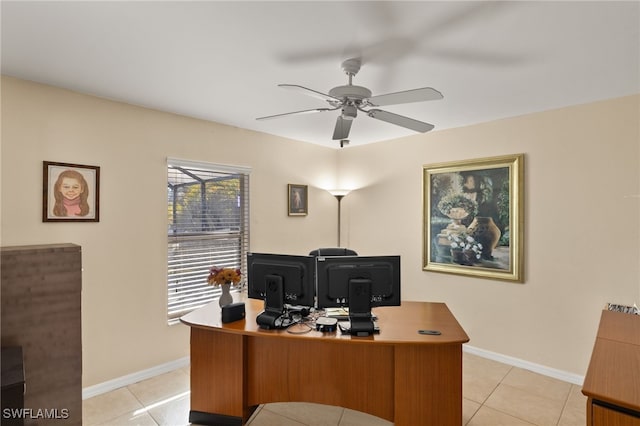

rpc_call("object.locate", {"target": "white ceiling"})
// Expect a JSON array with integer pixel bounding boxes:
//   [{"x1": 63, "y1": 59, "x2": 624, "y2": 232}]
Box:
[{"x1": 2, "y1": 1, "x2": 639, "y2": 148}]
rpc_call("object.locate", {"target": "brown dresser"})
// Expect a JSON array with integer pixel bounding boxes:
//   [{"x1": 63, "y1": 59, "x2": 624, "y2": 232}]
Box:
[
  {"x1": 1, "y1": 244, "x2": 82, "y2": 425},
  {"x1": 582, "y1": 309, "x2": 640, "y2": 425}
]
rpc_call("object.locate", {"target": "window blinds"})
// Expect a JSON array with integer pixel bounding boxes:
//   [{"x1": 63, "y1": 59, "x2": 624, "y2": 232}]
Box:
[{"x1": 167, "y1": 158, "x2": 250, "y2": 322}]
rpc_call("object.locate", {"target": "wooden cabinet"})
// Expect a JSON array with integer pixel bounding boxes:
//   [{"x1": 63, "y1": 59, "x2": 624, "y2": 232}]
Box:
[
  {"x1": 1, "y1": 244, "x2": 82, "y2": 425},
  {"x1": 582, "y1": 310, "x2": 640, "y2": 425},
  {"x1": 592, "y1": 404, "x2": 640, "y2": 426}
]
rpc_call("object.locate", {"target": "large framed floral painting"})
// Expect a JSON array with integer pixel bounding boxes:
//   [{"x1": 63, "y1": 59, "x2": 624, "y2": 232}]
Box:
[{"x1": 423, "y1": 154, "x2": 524, "y2": 282}]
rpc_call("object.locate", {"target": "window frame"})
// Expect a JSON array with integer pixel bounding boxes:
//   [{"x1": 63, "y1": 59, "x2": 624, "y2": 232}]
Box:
[{"x1": 166, "y1": 158, "x2": 250, "y2": 324}]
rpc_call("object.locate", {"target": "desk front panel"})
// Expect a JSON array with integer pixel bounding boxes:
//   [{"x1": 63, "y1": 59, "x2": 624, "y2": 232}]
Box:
[
  {"x1": 246, "y1": 336, "x2": 395, "y2": 421},
  {"x1": 394, "y1": 343, "x2": 463, "y2": 425},
  {"x1": 190, "y1": 328, "x2": 249, "y2": 419}
]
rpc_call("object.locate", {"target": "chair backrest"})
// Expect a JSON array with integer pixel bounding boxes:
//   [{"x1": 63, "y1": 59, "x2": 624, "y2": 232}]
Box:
[{"x1": 309, "y1": 248, "x2": 358, "y2": 257}]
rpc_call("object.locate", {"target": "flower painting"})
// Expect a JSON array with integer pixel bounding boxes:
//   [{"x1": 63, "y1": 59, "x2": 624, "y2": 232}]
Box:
[{"x1": 423, "y1": 154, "x2": 524, "y2": 282}]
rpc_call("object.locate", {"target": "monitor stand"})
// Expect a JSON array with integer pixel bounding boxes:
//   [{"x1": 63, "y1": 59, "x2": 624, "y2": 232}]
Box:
[
  {"x1": 346, "y1": 278, "x2": 375, "y2": 336},
  {"x1": 256, "y1": 310, "x2": 282, "y2": 329},
  {"x1": 347, "y1": 316, "x2": 376, "y2": 336},
  {"x1": 256, "y1": 274, "x2": 286, "y2": 329}
]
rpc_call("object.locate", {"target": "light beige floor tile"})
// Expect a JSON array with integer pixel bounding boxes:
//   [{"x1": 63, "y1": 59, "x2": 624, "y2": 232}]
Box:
[
  {"x1": 246, "y1": 405, "x2": 265, "y2": 424},
  {"x1": 463, "y1": 353, "x2": 512, "y2": 403},
  {"x1": 558, "y1": 385, "x2": 587, "y2": 426},
  {"x1": 484, "y1": 383, "x2": 565, "y2": 426},
  {"x1": 339, "y1": 408, "x2": 393, "y2": 426},
  {"x1": 467, "y1": 405, "x2": 536, "y2": 425},
  {"x1": 558, "y1": 406, "x2": 587, "y2": 426},
  {"x1": 100, "y1": 411, "x2": 158, "y2": 426},
  {"x1": 565, "y1": 384, "x2": 588, "y2": 412},
  {"x1": 83, "y1": 387, "x2": 145, "y2": 426},
  {"x1": 463, "y1": 352, "x2": 513, "y2": 380},
  {"x1": 246, "y1": 406, "x2": 306, "y2": 426},
  {"x1": 146, "y1": 392, "x2": 190, "y2": 426},
  {"x1": 264, "y1": 402, "x2": 343, "y2": 426},
  {"x1": 464, "y1": 373, "x2": 502, "y2": 405},
  {"x1": 127, "y1": 369, "x2": 190, "y2": 407},
  {"x1": 463, "y1": 398, "x2": 481, "y2": 425},
  {"x1": 502, "y1": 367, "x2": 572, "y2": 401}
]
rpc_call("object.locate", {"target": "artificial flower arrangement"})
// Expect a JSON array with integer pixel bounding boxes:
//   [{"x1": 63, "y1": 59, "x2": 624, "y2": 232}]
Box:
[
  {"x1": 448, "y1": 232, "x2": 483, "y2": 260},
  {"x1": 207, "y1": 266, "x2": 242, "y2": 286}
]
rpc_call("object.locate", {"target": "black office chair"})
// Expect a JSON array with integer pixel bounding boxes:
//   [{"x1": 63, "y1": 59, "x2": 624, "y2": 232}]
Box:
[{"x1": 309, "y1": 248, "x2": 357, "y2": 256}]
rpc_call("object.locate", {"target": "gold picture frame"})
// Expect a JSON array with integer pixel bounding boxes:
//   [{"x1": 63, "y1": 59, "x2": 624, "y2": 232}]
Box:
[
  {"x1": 288, "y1": 184, "x2": 308, "y2": 216},
  {"x1": 423, "y1": 154, "x2": 524, "y2": 282}
]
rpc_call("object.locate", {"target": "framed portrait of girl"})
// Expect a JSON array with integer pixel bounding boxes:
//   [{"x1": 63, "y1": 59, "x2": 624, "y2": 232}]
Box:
[{"x1": 43, "y1": 161, "x2": 100, "y2": 222}]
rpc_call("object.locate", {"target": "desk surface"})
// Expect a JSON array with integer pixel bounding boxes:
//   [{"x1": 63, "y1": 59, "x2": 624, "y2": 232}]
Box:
[
  {"x1": 180, "y1": 295, "x2": 470, "y2": 345},
  {"x1": 582, "y1": 310, "x2": 640, "y2": 413}
]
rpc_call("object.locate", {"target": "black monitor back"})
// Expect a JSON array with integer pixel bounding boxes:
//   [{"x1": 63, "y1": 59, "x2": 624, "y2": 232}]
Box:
[
  {"x1": 315, "y1": 255, "x2": 400, "y2": 309},
  {"x1": 247, "y1": 252, "x2": 315, "y2": 308}
]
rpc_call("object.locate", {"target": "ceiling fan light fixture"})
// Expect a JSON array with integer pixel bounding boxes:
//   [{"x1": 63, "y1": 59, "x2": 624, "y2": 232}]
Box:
[{"x1": 341, "y1": 104, "x2": 357, "y2": 120}]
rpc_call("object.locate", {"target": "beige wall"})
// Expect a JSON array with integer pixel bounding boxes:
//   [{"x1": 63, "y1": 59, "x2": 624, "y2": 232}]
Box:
[
  {"x1": 0, "y1": 76, "x2": 338, "y2": 387},
  {"x1": 339, "y1": 95, "x2": 640, "y2": 375},
  {"x1": 1, "y1": 76, "x2": 638, "y2": 385}
]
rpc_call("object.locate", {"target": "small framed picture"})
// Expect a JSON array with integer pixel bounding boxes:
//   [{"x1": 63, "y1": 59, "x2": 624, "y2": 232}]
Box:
[
  {"x1": 43, "y1": 161, "x2": 100, "y2": 222},
  {"x1": 288, "y1": 184, "x2": 308, "y2": 216}
]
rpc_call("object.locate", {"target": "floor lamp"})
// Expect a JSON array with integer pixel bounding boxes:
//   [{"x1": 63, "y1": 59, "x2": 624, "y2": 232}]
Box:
[{"x1": 328, "y1": 190, "x2": 350, "y2": 247}]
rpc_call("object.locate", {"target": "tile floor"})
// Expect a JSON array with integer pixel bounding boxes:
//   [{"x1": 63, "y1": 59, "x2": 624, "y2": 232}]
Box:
[{"x1": 83, "y1": 352, "x2": 586, "y2": 425}]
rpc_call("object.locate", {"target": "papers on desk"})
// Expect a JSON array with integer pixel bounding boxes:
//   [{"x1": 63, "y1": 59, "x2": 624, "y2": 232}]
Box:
[
  {"x1": 325, "y1": 307, "x2": 350, "y2": 320},
  {"x1": 325, "y1": 307, "x2": 378, "y2": 321},
  {"x1": 606, "y1": 302, "x2": 639, "y2": 315}
]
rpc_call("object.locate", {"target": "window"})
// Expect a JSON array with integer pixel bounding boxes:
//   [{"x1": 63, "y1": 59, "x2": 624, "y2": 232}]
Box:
[{"x1": 167, "y1": 158, "x2": 250, "y2": 322}]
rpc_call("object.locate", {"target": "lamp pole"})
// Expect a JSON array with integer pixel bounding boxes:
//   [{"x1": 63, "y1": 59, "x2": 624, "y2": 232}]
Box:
[
  {"x1": 329, "y1": 190, "x2": 350, "y2": 247},
  {"x1": 335, "y1": 194, "x2": 344, "y2": 246}
]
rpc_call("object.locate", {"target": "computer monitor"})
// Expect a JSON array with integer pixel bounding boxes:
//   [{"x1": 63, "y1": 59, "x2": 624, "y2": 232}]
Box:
[
  {"x1": 315, "y1": 255, "x2": 401, "y2": 335},
  {"x1": 247, "y1": 252, "x2": 315, "y2": 329}
]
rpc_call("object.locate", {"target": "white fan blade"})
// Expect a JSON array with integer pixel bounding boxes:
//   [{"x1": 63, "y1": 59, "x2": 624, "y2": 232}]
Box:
[
  {"x1": 367, "y1": 109, "x2": 434, "y2": 133},
  {"x1": 278, "y1": 84, "x2": 340, "y2": 103},
  {"x1": 366, "y1": 87, "x2": 443, "y2": 107},
  {"x1": 256, "y1": 107, "x2": 334, "y2": 121},
  {"x1": 332, "y1": 116, "x2": 353, "y2": 140}
]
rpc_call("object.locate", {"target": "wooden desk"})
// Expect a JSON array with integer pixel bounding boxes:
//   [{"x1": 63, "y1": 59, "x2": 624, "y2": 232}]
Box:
[
  {"x1": 582, "y1": 310, "x2": 640, "y2": 425},
  {"x1": 181, "y1": 297, "x2": 469, "y2": 425}
]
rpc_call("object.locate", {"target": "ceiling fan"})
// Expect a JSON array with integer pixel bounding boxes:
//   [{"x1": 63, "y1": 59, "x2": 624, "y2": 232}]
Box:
[{"x1": 256, "y1": 58, "x2": 443, "y2": 146}]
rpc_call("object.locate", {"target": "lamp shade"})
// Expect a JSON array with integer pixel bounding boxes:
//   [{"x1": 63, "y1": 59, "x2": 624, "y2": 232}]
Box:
[{"x1": 328, "y1": 189, "x2": 351, "y2": 197}]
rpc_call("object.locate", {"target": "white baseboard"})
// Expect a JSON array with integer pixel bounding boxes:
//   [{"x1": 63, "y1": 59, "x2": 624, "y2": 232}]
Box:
[
  {"x1": 82, "y1": 356, "x2": 190, "y2": 400},
  {"x1": 463, "y1": 344, "x2": 585, "y2": 386}
]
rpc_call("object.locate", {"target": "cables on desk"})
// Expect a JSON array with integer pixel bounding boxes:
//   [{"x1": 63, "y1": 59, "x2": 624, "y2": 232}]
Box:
[{"x1": 285, "y1": 311, "x2": 315, "y2": 334}]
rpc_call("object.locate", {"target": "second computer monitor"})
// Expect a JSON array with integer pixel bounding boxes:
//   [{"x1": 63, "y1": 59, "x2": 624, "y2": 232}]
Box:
[{"x1": 315, "y1": 255, "x2": 401, "y2": 310}]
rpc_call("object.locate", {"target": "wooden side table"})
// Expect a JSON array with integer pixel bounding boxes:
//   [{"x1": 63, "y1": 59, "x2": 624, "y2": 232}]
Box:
[{"x1": 582, "y1": 310, "x2": 640, "y2": 425}]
